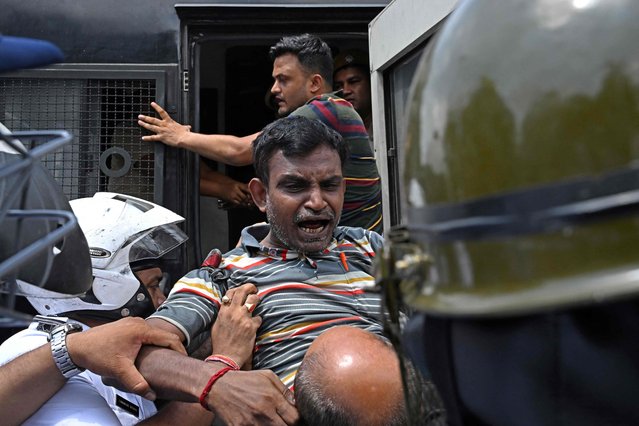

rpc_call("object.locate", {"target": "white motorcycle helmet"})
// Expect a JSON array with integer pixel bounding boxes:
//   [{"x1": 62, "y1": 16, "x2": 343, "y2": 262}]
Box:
[{"x1": 22, "y1": 192, "x2": 188, "y2": 320}]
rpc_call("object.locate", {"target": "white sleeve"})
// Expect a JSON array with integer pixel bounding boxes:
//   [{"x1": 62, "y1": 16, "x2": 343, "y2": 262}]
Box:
[
  {"x1": 1, "y1": 328, "x2": 154, "y2": 425},
  {"x1": 0, "y1": 330, "x2": 49, "y2": 365},
  {"x1": 23, "y1": 372, "x2": 122, "y2": 426}
]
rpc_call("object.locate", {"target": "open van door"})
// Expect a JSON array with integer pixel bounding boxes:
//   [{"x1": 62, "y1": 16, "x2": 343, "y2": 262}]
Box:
[
  {"x1": 175, "y1": 4, "x2": 386, "y2": 257},
  {"x1": 369, "y1": 0, "x2": 458, "y2": 229}
]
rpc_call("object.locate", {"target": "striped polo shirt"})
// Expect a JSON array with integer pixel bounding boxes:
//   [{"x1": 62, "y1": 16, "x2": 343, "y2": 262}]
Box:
[
  {"x1": 150, "y1": 224, "x2": 385, "y2": 389},
  {"x1": 292, "y1": 93, "x2": 383, "y2": 234}
]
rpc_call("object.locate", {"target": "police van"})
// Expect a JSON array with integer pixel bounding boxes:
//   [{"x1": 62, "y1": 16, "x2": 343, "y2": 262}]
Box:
[{"x1": 0, "y1": 0, "x2": 456, "y2": 276}]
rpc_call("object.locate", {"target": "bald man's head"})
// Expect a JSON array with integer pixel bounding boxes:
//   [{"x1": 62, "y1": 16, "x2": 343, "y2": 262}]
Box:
[{"x1": 294, "y1": 326, "x2": 406, "y2": 426}]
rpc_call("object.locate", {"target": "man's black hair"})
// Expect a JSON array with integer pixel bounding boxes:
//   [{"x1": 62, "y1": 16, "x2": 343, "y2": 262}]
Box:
[
  {"x1": 252, "y1": 115, "x2": 348, "y2": 186},
  {"x1": 269, "y1": 33, "x2": 334, "y2": 87}
]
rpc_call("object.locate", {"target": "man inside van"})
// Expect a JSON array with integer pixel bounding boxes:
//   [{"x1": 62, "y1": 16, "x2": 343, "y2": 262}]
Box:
[
  {"x1": 333, "y1": 49, "x2": 374, "y2": 140},
  {"x1": 138, "y1": 33, "x2": 383, "y2": 234}
]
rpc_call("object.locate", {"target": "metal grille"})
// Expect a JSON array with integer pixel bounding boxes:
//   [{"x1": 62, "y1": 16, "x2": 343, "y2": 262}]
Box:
[{"x1": 0, "y1": 78, "x2": 157, "y2": 201}]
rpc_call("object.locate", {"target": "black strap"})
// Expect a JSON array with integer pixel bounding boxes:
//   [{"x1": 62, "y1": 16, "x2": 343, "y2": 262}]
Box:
[{"x1": 407, "y1": 164, "x2": 639, "y2": 242}]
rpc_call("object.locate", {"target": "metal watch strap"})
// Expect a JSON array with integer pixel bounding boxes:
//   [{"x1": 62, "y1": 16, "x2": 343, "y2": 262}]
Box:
[{"x1": 49, "y1": 323, "x2": 85, "y2": 379}]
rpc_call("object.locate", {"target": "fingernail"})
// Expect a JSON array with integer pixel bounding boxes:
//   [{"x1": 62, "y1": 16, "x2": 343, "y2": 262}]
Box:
[{"x1": 144, "y1": 390, "x2": 156, "y2": 401}]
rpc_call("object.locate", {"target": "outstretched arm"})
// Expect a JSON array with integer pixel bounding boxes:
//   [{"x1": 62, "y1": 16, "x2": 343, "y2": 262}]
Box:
[
  {"x1": 137, "y1": 102, "x2": 258, "y2": 166},
  {"x1": 0, "y1": 317, "x2": 185, "y2": 425}
]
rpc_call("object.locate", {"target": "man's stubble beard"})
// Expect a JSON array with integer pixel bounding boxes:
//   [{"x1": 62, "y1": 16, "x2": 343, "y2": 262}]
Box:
[
  {"x1": 277, "y1": 107, "x2": 293, "y2": 118},
  {"x1": 265, "y1": 200, "x2": 335, "y2": 254},
  {"x1": 265, "y1": 200, "x2": 293, "y2": 251}
]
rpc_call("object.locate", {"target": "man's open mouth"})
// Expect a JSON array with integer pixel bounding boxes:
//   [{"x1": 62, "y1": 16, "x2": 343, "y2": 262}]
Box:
[{"x1": 298, "y1": 219, "x2": 330, "y2": 234}]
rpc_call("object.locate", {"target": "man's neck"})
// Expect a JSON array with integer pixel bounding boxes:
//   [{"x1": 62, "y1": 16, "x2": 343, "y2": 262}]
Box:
[
  {"x1": 259, "y1": 232, "x2": 286, "y2": 250},
  {"x1": 318, "y1": 84, "x2": 332, "y2": 96},
  {"x1": 259, "y1": 237, "x2": 276, "y2": 248}
]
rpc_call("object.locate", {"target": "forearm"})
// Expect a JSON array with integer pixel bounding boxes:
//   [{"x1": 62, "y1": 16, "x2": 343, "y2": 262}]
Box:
[
  {"x1": 200, "y1": 169, "x2": 236, "y2": 198},
  {"x1": 0, "y1": 343, "x2": 67, "y2": 425},
  {"x1": 135, "y1": 346, "x2": 219, "y2": 402},
  {"x1": 135, "y1": 346, "x2": 299, "y2": 425},
  {"x1": 179, "y1": 132, "x2": 257, "y2": 166},
  {"x1": 145, "y1": 317, "x2": 186, "y2": 343}
]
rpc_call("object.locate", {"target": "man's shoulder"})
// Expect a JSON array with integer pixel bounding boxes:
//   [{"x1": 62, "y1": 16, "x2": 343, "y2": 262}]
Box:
[
  {"x1": 201, "y1": 245, "x2": 247, "y2": 269},
  {"x1": 199, "y1": 224, "x2": 265, "y2": 270},
  {"x1": 292, "y1": 94, "x2": 366, "y2": 132},
  {"x1": 298, "y1": 93, "x2": 357, "y2": 114},
  {"x1": 335, "y1": 226, "x2": 383, "y2": 252},
  {"x1": 220, "y1": 245, "x2": 252, "y2": 267},
  {"x1": 339, "y1": 225, "x2": 383, "y2": 237}
]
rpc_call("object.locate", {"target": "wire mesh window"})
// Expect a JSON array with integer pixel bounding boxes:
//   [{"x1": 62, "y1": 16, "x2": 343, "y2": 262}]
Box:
[{"x1": 0, "y1": 78, "x2": 158, "y2": 201}]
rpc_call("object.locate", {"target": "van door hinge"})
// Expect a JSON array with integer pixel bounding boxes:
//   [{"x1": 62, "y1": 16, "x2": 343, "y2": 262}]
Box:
[{"x1": 182, "y1": 70, "x2": 189, "y2": 92}]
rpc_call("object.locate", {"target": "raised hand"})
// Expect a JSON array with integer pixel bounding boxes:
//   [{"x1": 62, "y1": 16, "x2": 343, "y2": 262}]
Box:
[
  {"x1": 138, "y1": 102, "x2": 191, "y2": 147},
  {"x1": 67, "y1": 316, "x2": 185, "y2": 400},
  {"x1": 211, "y1": 283, "x2": 262, "y2": 369}
]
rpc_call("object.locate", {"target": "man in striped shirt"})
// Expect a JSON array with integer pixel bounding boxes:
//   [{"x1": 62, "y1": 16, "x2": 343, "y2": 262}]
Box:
[
  {"x1": 148, "y1": 115, "x2": 385, "y2": 390},
  {"x1": 138, "y1": 33, "x2": 383, "y2": 233},
  {"x1": 142, "y1": 116, "x2": 448, "y2": 425}
]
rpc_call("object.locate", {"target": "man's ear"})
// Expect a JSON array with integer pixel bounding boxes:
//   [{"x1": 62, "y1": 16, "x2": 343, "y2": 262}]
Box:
[
  {"x1": 248, "y1": 178, "x2": 268, "y2": 213},
  {"x1": 309, "y1": 74, "x2": 324, "y2": 95}
]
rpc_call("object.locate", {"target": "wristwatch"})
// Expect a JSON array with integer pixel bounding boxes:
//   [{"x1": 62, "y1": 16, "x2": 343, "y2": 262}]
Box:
[{"x1": 49, "y1": 322, "x2": 85, "y2": 379}]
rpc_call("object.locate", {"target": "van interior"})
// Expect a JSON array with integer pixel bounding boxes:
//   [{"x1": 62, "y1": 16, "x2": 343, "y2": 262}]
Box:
[{"x1": 193, "y1": 29, "x2": 373, "y2": 256}]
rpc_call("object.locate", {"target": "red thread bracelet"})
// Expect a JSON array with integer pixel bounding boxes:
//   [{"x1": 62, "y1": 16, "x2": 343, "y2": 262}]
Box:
[
  {"x1": 205, "y1": 354, "x2": 240, "y2": 370},
  {"x1": 199, "y1": 366, "x2": 234, "y2": 411}
]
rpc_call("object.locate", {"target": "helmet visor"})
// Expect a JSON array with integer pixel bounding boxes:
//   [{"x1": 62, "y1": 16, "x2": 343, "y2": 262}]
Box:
[{"x1": 128, "y1": 223, "x2": 188, "y2": 265}]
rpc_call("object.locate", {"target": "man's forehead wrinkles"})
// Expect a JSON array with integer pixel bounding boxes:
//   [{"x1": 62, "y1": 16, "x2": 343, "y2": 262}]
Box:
[
  {"x1": 277, "y1": 173, "x2": 307, "y2": 183},
  {"x1": 273, "y1": 171, "x2": 342, "y2": 184}
]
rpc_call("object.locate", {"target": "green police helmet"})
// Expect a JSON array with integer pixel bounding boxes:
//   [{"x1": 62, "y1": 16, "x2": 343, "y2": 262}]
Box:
[{"x1": 388, "y1": 0, "x2": 639, "y2": 317}]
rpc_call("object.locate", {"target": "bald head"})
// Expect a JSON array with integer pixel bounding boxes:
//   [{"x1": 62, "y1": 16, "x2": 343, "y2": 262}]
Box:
[{"x1": 295, "y1": 326, "x2": 405, "y2": 426}]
